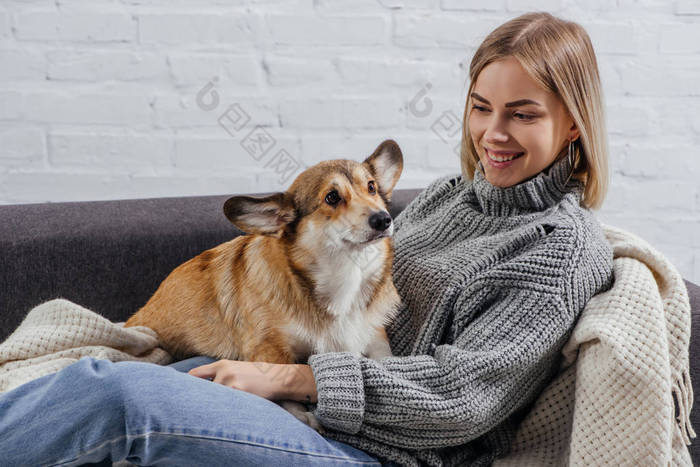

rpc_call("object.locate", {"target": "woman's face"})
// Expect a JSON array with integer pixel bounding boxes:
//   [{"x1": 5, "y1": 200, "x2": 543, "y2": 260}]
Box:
[{"x1": 468, "y1": 56, "x2": 579, "y2": 188}]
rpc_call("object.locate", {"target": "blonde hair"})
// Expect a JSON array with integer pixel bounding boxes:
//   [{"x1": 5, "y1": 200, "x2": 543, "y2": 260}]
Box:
[{"x1": 460, "y1": 12, "x2": 609, "y2": 210}]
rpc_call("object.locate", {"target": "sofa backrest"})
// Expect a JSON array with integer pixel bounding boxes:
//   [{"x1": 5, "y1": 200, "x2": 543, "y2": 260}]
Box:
[
  {"x1": 0, "y1": 189, "x2": 422, "y2": 339},
  {"x1": 1, "y1": 189, "x2": 698, "y2": 462}
]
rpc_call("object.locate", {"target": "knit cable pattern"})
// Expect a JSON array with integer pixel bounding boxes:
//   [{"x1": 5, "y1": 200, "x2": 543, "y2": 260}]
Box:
[{"x1": 309, "y1": 154, "x2": 616, "y2": 466}]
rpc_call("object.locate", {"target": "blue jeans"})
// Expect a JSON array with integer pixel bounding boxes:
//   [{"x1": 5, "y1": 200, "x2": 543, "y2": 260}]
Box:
[{"x1": 0, "y1": 356, "x2": 382, "y2": 466}]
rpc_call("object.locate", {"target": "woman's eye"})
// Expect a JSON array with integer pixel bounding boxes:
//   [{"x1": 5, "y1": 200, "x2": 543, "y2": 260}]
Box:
[
  {"x1": 325, "y1": 190, "x2": 341, "y2": 206},
  {"x1": 514, "y1": 112, "x2": 535, "y2": 121},
  {"x1": 472, "y1": 105, "x2": 490, "y2": 113},
  {"x1": 368, "y1": 181, "x2": 376, "y2": 194}
]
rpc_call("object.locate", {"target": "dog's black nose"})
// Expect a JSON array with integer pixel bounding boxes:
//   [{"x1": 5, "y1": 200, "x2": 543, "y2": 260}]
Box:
[{"x1": 369, "y1": 212, "x2": 392, "y2": 231}]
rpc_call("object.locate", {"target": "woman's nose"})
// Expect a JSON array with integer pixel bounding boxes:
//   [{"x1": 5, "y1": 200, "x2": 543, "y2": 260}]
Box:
[{"x1": 484, "y1": 116, "x2": 509, "y2": 143}]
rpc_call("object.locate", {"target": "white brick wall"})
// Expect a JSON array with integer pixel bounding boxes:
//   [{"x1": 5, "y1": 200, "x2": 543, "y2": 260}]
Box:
[{"x1": 0, "y1": 0, "x2": 699, "y2": 283}]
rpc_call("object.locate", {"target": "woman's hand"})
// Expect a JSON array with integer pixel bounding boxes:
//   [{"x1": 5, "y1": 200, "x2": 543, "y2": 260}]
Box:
[{"x1": 188, "y1": 360, "x2": 318, "y2": 403}]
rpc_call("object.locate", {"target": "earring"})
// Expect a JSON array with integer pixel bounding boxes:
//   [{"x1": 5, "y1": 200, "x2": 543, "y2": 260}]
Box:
[
  {"x1": 565, "y1": 139, "x2": 577, "y2": 185},
  {"x1": 568, "y1": 139, "x2": 575, "y2": 167}
]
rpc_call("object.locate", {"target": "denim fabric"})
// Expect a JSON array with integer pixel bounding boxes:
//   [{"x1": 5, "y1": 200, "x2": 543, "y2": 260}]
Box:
[{"x1": 0, "y1": 357, "x2": 381, "y2": 466}]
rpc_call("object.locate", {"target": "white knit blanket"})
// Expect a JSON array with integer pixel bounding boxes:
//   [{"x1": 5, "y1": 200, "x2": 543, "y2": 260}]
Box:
[
  {"x1": 0, "y1": 225, "x2": 695, "y2": 465},
  {"x1": 0, "y1": 301, "x2": 172, "y2": 392},
  {"x1": 496, "y1": 223, "x2": 696, "y2": 466}
]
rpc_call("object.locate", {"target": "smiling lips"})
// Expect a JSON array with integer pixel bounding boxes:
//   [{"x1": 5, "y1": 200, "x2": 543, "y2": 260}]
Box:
[{"x1": 486, "y1": 148, "x2": 524, "y2": 162}]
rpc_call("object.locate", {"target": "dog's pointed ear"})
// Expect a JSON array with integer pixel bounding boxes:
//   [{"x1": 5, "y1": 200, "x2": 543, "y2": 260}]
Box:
[
  {"x1": 223, "y1": 192, "x2": 296, "y2": 235},
  {"x1": 363, "y1": 139, "x2": 404, "y2": 202}
]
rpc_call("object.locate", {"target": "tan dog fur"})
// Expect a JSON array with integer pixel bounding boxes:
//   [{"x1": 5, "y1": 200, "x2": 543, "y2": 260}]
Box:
[{"x1": 125, "y1": 140, "x2": 404, "y2": 369}]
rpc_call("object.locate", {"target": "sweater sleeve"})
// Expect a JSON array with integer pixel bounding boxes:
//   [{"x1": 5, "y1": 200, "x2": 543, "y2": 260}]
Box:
[{"x1": 308, "y1": 286, "x2": 576, "y2": 450}]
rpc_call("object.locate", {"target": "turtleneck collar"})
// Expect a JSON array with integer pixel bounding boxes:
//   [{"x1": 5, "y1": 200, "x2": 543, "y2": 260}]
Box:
[{"x1": 466, "y1": 153, "x2": 584, "y2": 216}]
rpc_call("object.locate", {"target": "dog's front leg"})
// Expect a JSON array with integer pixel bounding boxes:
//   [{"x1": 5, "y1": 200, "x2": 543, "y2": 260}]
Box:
[{"x1": 364, "y1": 327, "x2": 393, "y2": 359}]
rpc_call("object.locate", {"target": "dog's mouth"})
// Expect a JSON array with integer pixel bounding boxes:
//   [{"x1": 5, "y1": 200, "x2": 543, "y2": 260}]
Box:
[{"x1": 343, "y1": 231, "x2": 391, "y2": 247}]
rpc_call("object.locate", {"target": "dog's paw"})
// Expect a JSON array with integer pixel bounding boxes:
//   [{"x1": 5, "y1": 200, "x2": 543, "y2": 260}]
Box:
[{"x1": 279, "y1": 400, "x2": 325, "y2": 434}]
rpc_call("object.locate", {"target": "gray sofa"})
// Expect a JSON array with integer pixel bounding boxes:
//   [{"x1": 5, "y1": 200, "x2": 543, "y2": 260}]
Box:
[{"x1": 1, "y1": 188, "x2": 698, "y2": 463}]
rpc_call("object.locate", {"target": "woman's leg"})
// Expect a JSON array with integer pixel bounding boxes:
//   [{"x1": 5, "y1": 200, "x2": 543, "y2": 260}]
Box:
[
  {"x1": 0, "y1": 357, "x2": 380, "y2": 466},
  {"x1": 167, "y1": 355, "x2": 216, "y2": 373}
]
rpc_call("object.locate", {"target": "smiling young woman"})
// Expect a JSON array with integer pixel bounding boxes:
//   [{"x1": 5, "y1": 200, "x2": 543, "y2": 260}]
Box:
[{"x1": 460, "y1": 11, "x2": 609, "y2": 208}]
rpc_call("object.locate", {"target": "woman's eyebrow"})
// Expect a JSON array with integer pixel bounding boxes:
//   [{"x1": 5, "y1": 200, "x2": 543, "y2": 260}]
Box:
[
  {"x1": 505, "y1": 99, "x2": 542, "y2": 108},
  {"x1": 470, "y1": 92, "x2": 542, "y2": 108},
  {"x1": 470, "y1": 92, "x2": 490, "y2": 104}
]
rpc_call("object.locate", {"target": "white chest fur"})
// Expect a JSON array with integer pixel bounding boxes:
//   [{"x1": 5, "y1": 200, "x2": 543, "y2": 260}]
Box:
[{"x1": 288, "y1": 242, "x2": 389, "y2": 357}]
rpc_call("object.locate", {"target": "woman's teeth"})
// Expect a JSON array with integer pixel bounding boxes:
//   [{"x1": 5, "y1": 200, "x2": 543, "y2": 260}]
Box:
[{"x1": 487, "y1": 150, "x2": 523, "y2": 162}]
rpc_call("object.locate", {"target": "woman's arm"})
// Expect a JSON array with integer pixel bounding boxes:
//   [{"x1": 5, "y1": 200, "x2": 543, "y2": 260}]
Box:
[
  {"x1": 188, "y1": 360, "x2": 317, "y2": 403},
  {"x1": 308, "y1": 286, "x2": 576, "y2": 450}
]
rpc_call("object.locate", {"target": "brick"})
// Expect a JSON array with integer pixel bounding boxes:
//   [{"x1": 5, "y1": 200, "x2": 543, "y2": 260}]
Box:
[
  {"x1": 0, "y1": 10, "x2": 9, "y2": 39},
  {"x1": 0, "y1": 172, "x2": 259, "y2": 204},
  {"x1": 619, "y1": 58, "x2": 700, "y2": 97},
  {"x1": 660, "y1": 23, "x2": 700, "y2": 53},
  {"x1": 127, "y1": 174, "x2": 258, "y2": 198},
  {"x1": 597, "y1": 214, "x2": 700, "y2": 250},
  {"x1": 583, "y1": 22, "x2": 637, "y2": 55},
  {"x1": 119, "y1": 0, "x2": 251, "y2": 5},
  {"x1": 393, "y1": 13, "x2": 502, "y2": 49},
  {"x1": 425, "y1": 138, "x2": 462, "y2": 170},
  {"x1": 441, "y1": 0, "x2": 506, "y2": 11},
  {"x1": 169, "y1": 53, "x2": 259, "y2": 87},
  {"x1": 617, "y1": 0, "x2": 670, "y2": 10},
  {"x1": 15, "y1": 9, "x2": 135, "y2": 42},
  {"x1": 48, "y1": 50, "x2": 168, "y2": 82},
  {"x1": 314, "y1": 0, "x2": 393, "y2": 12},
  {"x1": 139, "y1": 13, "x2": 260, "y2": 45},
  {"x1": 507, "y1": 0, "x2": 562, "y2": 12},
  {"x1": 0, "y1": 172, "x2": 131, "y2": 204},
  {"x1": 596, "y1": 55, "x2": 623, "y2": 96},
  {"x1": 173, "y1": 132, "x2": 301, "y2": 173},
  {"x1": 605, "y1": 103, "x2": 650, "y2": 136},
  {"x1": 266, "y1": 15, "x2": 386, "y2": 46},
  {"x1": 0, "y1": 92, "x2": 24, "y2": 120},
  {"x1": 21, "y1": 92, "x2": 152, "y2": 126},
  {"x1": 377, "y1": 0, "x2": 437, "y2": 7},
  {"x1": 0, "y1": 48, "x2": 46, "y2": 81},
  {"x1": 49, "y1": 130, "x2": 172, "y2": 171},
  {"x1": 248, "y1": 0, "x2": 310, "y2": 12},
  {"x1": 692, "y1": 104, "x2": 700, "y2": 134},
  {"x1": 0, "y1": 126, "x2": 46, "y2": 168},
  {"x1": 152, "y1": 93, "x2": 276, "y2": 129},
  {"x1": 335, "y1": 57, "x2": 458, "y2": 89},
  {"x1": 263, "y1": 56, "x2": 335, "y2": 86},
  {"x1": 405, "y1": 94, "x2": 463, "y2": 132},
  {"x1": 278, "y1": 97, "x2": 403, "y2": 129},
  {"x1": 299, "y1": 134, "x2": 426, "y2": 168},
  {"x1": 649, "y1": 98, "x2": 700, "y2": 138},
  {"x1": 602, "y1": 177, "x2": 696, "y2": 214},
  {"x1": 675, "y1": 0, "x2": 700, "y2": 15}
]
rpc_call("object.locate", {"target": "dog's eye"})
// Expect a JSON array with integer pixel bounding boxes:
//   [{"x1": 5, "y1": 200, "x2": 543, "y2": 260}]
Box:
[
  {"x1": 325, "y1": 190, "x2": 341, "y2": 206},
  {"x1": 368, "y1": 181, "x2": 376, "y2": 194}
]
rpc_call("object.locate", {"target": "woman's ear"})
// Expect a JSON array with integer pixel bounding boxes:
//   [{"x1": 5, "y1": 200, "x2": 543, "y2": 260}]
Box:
[{"x1": 568, "y1": 122, "x2": 580, "y2": 142}]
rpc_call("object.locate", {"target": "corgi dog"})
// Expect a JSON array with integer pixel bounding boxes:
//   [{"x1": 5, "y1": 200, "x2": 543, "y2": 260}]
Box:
[{"x1": 124, "y1": 139, "x2": 403, "y2": 427}]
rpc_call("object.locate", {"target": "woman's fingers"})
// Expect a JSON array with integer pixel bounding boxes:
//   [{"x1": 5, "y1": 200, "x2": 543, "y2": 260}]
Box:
[{"x1": 187, "y1": 360, "x2": 222, "y2": 379}]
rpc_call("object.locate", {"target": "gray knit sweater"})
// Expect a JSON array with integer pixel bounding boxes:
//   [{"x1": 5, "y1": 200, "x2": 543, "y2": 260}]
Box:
[{"x1": 308, "y1": 153, "x2": 614, "y2": 467}]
